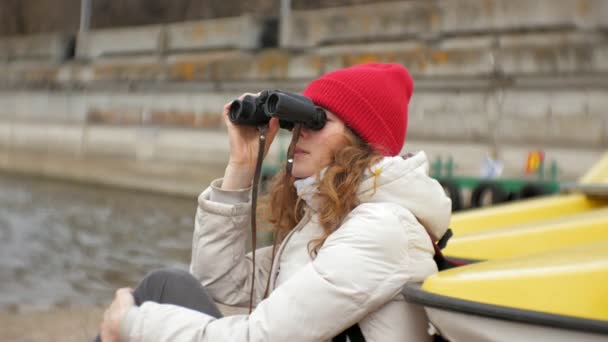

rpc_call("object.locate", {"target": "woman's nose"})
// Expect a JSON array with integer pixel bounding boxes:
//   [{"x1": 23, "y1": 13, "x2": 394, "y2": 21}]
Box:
[{"x1": 298, "y1": 126, "x2": 311, "y2": 139}]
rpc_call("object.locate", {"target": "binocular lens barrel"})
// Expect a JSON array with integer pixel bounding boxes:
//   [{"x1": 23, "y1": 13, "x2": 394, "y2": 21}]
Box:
[
  {"x1": 228, "y1": 95, "x2": 270, "y2": 126},
  {"x1": 265, "y1": 93, "x2": 280, "y2": 114},
  {"x1": 228, "y1": 90, "x2": 326, "y2": 130},
  {"x1": 228, "y1": 100, "x2": 243, "y2": 122},
  {"x1": 265, "y1": 92, "x2": 326, "y2": 131}
]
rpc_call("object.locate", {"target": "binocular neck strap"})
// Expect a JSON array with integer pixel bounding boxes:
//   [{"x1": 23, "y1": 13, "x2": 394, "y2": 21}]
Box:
[
  {"x1": 248, "y1": 124, "x2": 268, "y2": 313},
  {"x1": 286, "y1": 124, "x2": 302, "y2": 176},
  {"x1": 249, "y1": 123, "x2": 301, "y2": 313}
]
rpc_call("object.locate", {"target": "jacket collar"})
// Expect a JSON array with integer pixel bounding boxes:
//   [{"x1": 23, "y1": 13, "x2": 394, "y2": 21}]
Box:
[{"x1": 293, "y1": 152, "x2": 452, "y2": 240}]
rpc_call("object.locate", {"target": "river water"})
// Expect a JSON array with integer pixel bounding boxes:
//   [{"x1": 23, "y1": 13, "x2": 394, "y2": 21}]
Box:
[{"x1": 0, "y1": 172, "x2": 198, "y2": 313}]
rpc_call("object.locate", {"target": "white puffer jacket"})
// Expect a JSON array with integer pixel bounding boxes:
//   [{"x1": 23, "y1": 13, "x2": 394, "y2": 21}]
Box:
[{"x1": 121, "y1": 152, "x2": 452, "y2": 341}]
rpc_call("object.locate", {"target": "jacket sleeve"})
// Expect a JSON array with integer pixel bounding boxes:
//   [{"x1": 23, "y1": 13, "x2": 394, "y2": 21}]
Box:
[
  {"x1": 189, "y1": 178, "x2": 274, "y2": 307},
  {"x1": 122, "y1": 202, "x2": 436, "y2": 342}
]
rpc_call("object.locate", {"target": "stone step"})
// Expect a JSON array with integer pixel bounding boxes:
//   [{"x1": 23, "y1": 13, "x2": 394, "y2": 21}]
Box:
[
  {"x1": 1, "y1": 84, "x2": 606, "y2": 149},
  {"x1": 0, "y1": 122, "x2": 602, "y2": 184},
  {"x1": 0, "y1": 33, "x2": 74, "y2": 63},
  {"x1": 76, "y1": 15, "x2": 263, "y2": 60},
  {"x1": 2, "y1": 0, "x2": 607, "y2": 66},
  {"x1": 283, "y1": 0, "x2": 608, "y2": 48},
  {"x1": 2, "y1": 31, "x2": 607, "y2": 86}
]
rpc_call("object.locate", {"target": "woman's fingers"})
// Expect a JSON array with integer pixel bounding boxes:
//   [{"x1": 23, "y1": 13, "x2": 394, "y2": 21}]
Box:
[
  {"x1": 264, "y1": 118, "x2": 280, "y2": 157},
  {"x1": 99, "y1": 287, "x2": 136, "y2": 342},
  {"x1": 222, "y1": 93, "x2": 287, "y2": 169},
  {"x1": 116, "y1": 287, "x2": 135, "y2": 306}
]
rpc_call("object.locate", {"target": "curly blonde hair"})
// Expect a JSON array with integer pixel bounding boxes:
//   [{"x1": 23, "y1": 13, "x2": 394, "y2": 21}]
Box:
[{"x1": 263, "y1": 128, "x2": 383, "y2": 256}]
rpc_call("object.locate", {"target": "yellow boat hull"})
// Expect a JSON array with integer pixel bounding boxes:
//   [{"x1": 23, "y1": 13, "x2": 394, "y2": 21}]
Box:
[
  {"x1": 444, "y1": 152, "x2": 608, "y2": 260},
  {"x1": 449, "y1": 194, "x2": 608, "y2": 236},
  {"x1": 444, "y1": 208, "x2": 608, "y2": 260},
  {"x1": 404, "y1": 241, "x2": 608, "y2": 340}
]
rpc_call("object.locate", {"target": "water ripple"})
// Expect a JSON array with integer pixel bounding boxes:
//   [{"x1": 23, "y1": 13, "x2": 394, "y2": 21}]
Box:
[{"x1": 0, "y1": 173, "x2": 197, "y2": 312}]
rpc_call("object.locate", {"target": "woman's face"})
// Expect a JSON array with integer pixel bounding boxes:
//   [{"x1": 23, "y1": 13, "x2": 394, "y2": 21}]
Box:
[{"x1": 291, "y1": 110, "x2": 348, "y2": 179}]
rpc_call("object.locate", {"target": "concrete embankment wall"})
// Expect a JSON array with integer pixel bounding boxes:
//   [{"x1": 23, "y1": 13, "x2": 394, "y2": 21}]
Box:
[{"x1": 1, "y1": 0, "x2": 607, "y2": 194}]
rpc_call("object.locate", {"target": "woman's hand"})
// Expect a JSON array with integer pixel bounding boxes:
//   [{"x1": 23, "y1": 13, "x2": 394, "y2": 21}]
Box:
[
  {"x1": 100, "y1": 288, "x2": 136, "y2": 342},
  {"x1": 222, "y1": 93, "x2": 280, "y2": 190}
]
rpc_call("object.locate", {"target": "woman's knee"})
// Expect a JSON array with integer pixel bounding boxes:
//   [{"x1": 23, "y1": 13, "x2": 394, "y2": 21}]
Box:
[
  {"x1": 142, "y1": 268, "x2": 192, "y2": 285},
  {"x1": 134, "y1": 268, "x2": 196, "y2": 304},
  {"x1": 134, "y1": 267, "x2": 218, "y2": 315}
]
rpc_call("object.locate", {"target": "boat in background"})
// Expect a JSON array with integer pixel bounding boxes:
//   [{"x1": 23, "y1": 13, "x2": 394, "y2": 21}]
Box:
[
  {"x1": 444, "y1": 207, "x2": 608, "y2": 261},
  {"x1": 404, "y1": 241, "x2": 608, "y2": 341},
  {"x1": 444, "y1": 151, "x2": 608, "y2": 262},
  {"x1": 403, "y1": 152, "x2": 608, "y2": 340}
]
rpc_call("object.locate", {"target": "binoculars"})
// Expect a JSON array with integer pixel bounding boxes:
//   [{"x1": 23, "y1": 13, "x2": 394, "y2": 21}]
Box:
[{"x1": 228, "y1": 90, "x2": 326, "y2": 131}]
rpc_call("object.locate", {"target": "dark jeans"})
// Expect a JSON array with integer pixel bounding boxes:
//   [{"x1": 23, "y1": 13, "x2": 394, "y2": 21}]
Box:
[{"x1": 95, "y1": 268, "x2": 223, "y2": 342}]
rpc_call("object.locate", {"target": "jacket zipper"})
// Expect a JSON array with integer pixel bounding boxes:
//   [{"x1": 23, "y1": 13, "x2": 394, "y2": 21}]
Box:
[{"x1": 269, "y1": 209, "x2": 311, "y2": 288}]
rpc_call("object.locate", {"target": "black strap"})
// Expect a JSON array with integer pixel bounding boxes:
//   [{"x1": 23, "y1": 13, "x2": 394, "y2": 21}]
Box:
[
  {"x1": 436, "y1": 228, "x2": 453, "y2": 249},
  {"x1": 248, "y1": 125, "x2": 268, "y2": 313},
  {"x1": 333, "y1": 324, "x2": 366, "y2": 342},
  {"x1": 431, "y1": 228, "x2": 471, "y2": 271}
]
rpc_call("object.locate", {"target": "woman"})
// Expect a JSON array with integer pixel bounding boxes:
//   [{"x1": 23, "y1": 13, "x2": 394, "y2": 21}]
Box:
[{"x1": 100, "y1": 63, "x2": 452, "y2": 341}]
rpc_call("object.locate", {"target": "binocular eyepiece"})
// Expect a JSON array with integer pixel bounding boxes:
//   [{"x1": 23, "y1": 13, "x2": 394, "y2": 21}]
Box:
[{"x1": 228, "y1": 90, "x2": 326, "y2": 131}]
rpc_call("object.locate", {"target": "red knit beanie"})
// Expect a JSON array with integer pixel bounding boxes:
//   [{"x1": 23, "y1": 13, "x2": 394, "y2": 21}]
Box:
[{"x1": 303, "y1": 63, "x2": 413, "y2": 156}]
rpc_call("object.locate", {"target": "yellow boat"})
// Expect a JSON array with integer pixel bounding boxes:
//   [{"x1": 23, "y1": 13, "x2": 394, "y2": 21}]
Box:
[
  {"x1": 404, "y1": 241, "x2": 608, "y2": 341},
  {"x1": 449, "y1": 151, "x2": 608, "y2": 238},
  {"x1": 442, "y1": 152, "x2": 608, "y2": 261},
  {"x1": 444, "y1": 207, "x2": 608, "y2": 261},
  {"x1": 449, "y1": 193, "x2": 608, "y2": 236},
  {"x1": 579, "y1": 151, "x2": 608, "y2": 184}
]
